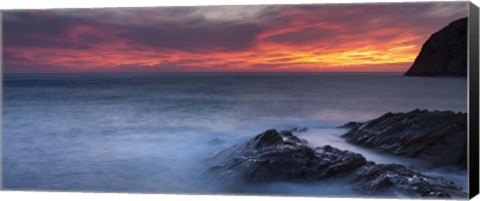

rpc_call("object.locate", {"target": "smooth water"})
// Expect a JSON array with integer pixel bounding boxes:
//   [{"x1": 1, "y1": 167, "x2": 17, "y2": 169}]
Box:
[{"x1": 2, "y1": 73, "x2": 468, "y2": 195}]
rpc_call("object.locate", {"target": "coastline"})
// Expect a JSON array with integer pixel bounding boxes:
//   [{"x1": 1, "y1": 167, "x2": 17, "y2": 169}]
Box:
[{"x1": 206, "y1": 109, "x2": 469, "y2": 198}]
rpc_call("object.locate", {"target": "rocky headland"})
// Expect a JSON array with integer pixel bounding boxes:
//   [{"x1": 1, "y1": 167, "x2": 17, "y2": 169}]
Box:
[
  {"x1": 206, "y1": 129, "x2": 467, "y2": 198},
  {"x1": 404, "y1": 17, "x2": 467, "y2": 76}
]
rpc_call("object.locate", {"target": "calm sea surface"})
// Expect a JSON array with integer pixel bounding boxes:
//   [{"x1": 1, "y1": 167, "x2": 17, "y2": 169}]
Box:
[{"x1": 2, "y1": 73, "x2": 468, "y2": 195}]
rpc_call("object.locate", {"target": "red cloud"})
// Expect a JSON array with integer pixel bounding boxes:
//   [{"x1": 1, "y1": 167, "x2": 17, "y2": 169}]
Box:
[{"x1": 2, "y1": 3, "x2": 468, "y2": 73}]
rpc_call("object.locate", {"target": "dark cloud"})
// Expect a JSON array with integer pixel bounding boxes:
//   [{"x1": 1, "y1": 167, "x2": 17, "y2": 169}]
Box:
[
  {"x1": 3, "y1": 3, "x2": 467, "y2": 51},
  {"x1": 260, "y1": 3, "x2": 468, "y2": 35},
  {"x1": 117, "y1": 21, "x2": 263, "y2": 52},
  {"x1": 3, "y1": 51, "x2": 32, "y2": 64},
  {"x1": 266, "y1": 27, "x2": 338, "y2": 45},
  {"x1": 3, "y1": 9, "x2": 264, "y2": 53},
  {"x1": 3, "y1": 11, "x2": 108, "y2": 50}
]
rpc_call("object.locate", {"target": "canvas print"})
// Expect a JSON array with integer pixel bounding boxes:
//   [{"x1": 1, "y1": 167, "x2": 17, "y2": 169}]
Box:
[{"x1": 1, "y1": 2, "x2": 475, "y2": 199}]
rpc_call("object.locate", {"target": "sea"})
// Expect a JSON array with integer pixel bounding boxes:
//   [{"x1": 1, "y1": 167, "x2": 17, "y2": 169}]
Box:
[{"x1": 1, "y1": 73, "x2": 468, "y2": 196}]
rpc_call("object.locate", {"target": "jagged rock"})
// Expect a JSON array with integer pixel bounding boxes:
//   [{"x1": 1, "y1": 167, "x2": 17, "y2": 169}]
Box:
[
  {"x1": 341, "y1": 109, "x2": 467, "y2": 168},
  {"x1": 352, "y1": 162, "x2": 392, "y2": 192},
  {"x1": 290, "y1": 127, "x2": 309, "y2": 132},
  {"x1": 338, "y1": 121, "x2": 363, "y2": 129},
  {"x1": 279, "y1": 130, "x2": 309, "y2": 145},
  {"x1": 404, "y1": 17, "x2": 467, "y2": 76},
  {"x1": 352, "y1": 163, "x2": 464, "y2": 198},
  {"x1": 206, "y1": 129, "x2": 466, "y2": 198}
]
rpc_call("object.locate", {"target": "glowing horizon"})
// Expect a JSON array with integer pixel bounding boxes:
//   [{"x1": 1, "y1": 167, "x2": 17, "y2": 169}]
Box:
[{"x1": 2, "y1": 3, "x2": 468, "y2": 73}]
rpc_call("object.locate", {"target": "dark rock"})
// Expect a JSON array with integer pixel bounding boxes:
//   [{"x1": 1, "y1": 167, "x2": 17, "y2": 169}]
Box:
[
  {"x1": 279, "y1": 130, "x2": 309, "y2": 145},
  {"x1": 352, "y1": 162, "x2": 392, "y2": 192},
  {"x1": 338, "y1": 121, "x2": 362, "y2": 128},
  {"x1": 206, "y1": 129, "x2": 467, "y2": 198},
  {"x1": 404, "y1": 17, "x2": 467, "y2": 76},
  {"x1": 341, "y1": 109, "x2": 467, "y2": 168},
  {"x1": 377, "y1": 164, "x2": 463, "y2": 198},
  {"x1": 353, "y1": 163, "x2": 465, "y2": 198},
  {"x1": 290, "y1": 127, "x2": 309, "y2": 132}
]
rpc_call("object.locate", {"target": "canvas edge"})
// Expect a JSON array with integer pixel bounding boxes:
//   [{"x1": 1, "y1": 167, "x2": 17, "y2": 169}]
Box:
[
  {"x1": 468, "y1": 1, "x2": 480, "y2": 199},
  {"x1": 0, "y1": 10, "x2": 4, "y2": 191},
  {"x1": 0, "y1": 1, "x2": 477, "y2": 199}
]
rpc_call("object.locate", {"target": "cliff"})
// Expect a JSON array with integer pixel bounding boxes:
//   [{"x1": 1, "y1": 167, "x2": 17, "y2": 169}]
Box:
[{"x1": 404, "y1": 17, "x2": 467, "y2": 76}]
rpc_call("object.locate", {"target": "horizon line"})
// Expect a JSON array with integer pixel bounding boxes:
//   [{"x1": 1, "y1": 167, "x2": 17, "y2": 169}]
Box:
[{"x1": 2, "y1": 71, "x2": 406, "y2": 75}]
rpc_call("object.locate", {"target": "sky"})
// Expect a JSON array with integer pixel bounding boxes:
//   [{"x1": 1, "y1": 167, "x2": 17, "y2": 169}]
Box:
[{"x1": 2, "y1": 2, "x2": 468, "y2": 73}]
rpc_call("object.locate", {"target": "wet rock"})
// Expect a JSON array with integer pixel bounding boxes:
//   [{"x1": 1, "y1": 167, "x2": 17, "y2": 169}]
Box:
[
  {"x1": 353, "y1": 163, "x2": 465, "y2": 198},
  {"x1": 207, "y1": 130, "x2": 366, "y2": 182},
  {"x1": 341, "y1": 109, "x2": 467, "y2": 168},
  {"x1": 338, "y1": 121, "x2": 362, "y2": 129},
  {"x1": 290, "y1": 127, "x2": 309, "y2": 132},
  {"x1": 279, "y1": 130, "x2": 309, "y2": 145},
  {"x1": 352, "y1": 162, "x2": 392, "y2": 192},
  {"x1": 206, "y1": 129, "x2": 467, "y2": 198},
  {"x1": 377, "y1": 164, "x2": 462, "y2": 198}
]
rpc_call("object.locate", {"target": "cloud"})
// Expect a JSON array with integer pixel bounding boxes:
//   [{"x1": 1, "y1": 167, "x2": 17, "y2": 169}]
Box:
[
  {"x1": 3, "y1": 11, "x2": 117, "y2": 50},
  {"x1": 2, "y1": 2, "x2": 469, "y2": 73},
  {"x1": 117, "y1": 21, "x2": 264, "y2": 52},
  {"x1": 423, "y1": 2, "x2": 468, "y2": 18},
  {"x1": 191, "y1": 5, "x2": 276, "y2": 22},
  {"x1": 265, "y1": 27, "x2": 339, "y2": 45}
]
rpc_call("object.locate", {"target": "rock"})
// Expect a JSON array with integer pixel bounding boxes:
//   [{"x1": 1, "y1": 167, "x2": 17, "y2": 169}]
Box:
[
  {"x1": 290, "y1": 127, "x2": 309, "y2": 132},
  {"x1": 352, "y1": 162, "x2": 392, "y2": 192},
  {"x1": 353, "y1": 163, "x2": 464, "y2": 198},
  {"x1": 404, "y1": 17, "x2": 467, "y2": 76},
  {"x1": 341, "y1": 109, "x2": 467, "y2": 168},
  {"x1": 338, "y1": 121, "x2": 362, "y2": 129},
  {"x1": 376, "y1": 164, "x2": 463, "y2": 198},
  {"x1": 206, "y1": 129, "x2": 467, "y2": 198},
  {"x1": 279, "y1": 130, "x2": 309, "y2": 145}
]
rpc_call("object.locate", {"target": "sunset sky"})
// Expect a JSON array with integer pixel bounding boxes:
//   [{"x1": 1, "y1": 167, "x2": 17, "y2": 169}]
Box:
[{"x1": 2, "y1": 2, "x2": 468, "y2": 73}]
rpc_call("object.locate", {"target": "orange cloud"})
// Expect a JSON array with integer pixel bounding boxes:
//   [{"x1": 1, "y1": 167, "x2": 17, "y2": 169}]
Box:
[{"x1": 2, "y1": 3, "x2": 468, "y2": 73}]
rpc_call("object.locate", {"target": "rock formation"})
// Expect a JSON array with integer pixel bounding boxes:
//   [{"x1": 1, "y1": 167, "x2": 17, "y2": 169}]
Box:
[
  {"x1": 404, "y1": 17, "x2": 467, "y2": 76},
  {"x1": 341, "y1": 109, "x2": 467, "y2": 168},
  {"x1": 206, "y1": 129, "x2": 466, "y2": 198}
]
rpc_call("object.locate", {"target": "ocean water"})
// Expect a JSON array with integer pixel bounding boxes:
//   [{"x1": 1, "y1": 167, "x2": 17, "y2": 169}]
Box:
[{"x1": 2, "y1": 73, "x2": 468, "y2": 195}]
